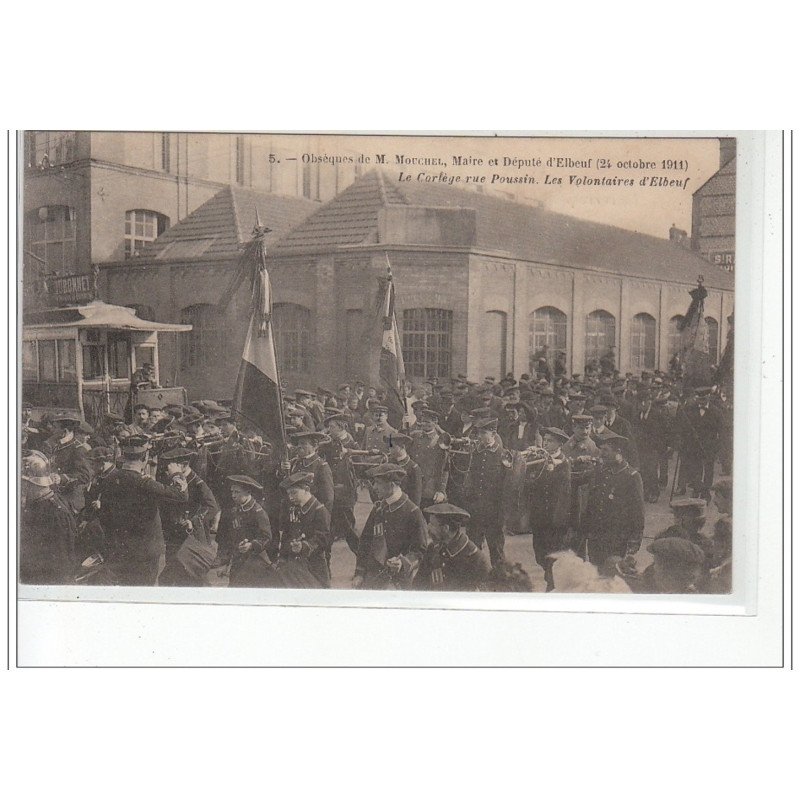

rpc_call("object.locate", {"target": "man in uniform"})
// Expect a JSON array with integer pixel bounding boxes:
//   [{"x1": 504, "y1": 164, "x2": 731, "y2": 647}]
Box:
[
  {"x1": 529, "y1": 427, "x2": 573, "y2": 591},
  {"x1": 223, "y1": 475, "x2": 274, "y2": 587},
  {"x1": 579, "y1": 431, "x2": 645, "y2": 567},
  {"x1": 320, "y1": 414, "x2": 359, "y2": 553},
  {"x1": 408, "y1": 408, "x2": 450, "y2": 509},
  {"x1": 20, "y1": 451, "x2": 78, "y2": 585},
  {"x1": 208, "y1": 414, "x2": 255, "y2": 510},
  {"x1": 386, "y1": 432, "x2": 423, "y2": 507},
  {"x1": 678, "y1": 388, "x2": 721, "y2": 500},
  {"x1": 435, "y1": 389, "x2": 463, "y2": 438},
  {"x1": 42, "y1": 414, "x2": 93, "y2": 514},
  {"x1": 414, "y1": 503, "x2": 490, "y2": 591},
  {"x1": 289, "y1": 431, "x2": 335, "y2": 513},
  {"x1": 462, "y1": 417, "x2": 509, "y2": 567},
  {"x1": 354, "y1": 463, "x2": 429, "y2": 589},
  {"x1": 158, "y1": 447, "x2": 221, "y2": 586},
  {"x1": 98, "y1": 435, "x2": 188, "y2": 586},
  {"x1": 362, "y1": 405, "x2": 398, "y2": 452},
  {"x1": 277, "y1": 471, "x2": 332, "y2": 587}
]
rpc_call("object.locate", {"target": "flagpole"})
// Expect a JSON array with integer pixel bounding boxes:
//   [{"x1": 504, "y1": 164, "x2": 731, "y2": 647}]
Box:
[{"x1": 384, "y1": 251, "x2": 410, "y2": 428}]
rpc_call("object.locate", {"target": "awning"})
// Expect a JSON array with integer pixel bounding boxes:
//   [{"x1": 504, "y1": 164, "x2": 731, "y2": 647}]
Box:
[{"x1": 23, "y1": 301, "x2": 192, "y2": 332}]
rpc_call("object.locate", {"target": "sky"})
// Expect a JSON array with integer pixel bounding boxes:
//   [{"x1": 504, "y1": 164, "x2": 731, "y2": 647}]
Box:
[{"x1": 263, "y1": 133, "x2": 723, "y2": 240}]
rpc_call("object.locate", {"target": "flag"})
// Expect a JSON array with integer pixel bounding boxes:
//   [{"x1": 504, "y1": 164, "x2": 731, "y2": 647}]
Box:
[
  {"x1": 678, "y1": 278, "x2": 714, "y2": 388},
  {"x1": 225, "y1": 212, "x2": 286, "y2": 452},
  {"x1": 715, "y1": 311, "x2": 734, "y2": 394},
  {"x1": 369, "y1": 254, "x2": 408, "y2": 428}
]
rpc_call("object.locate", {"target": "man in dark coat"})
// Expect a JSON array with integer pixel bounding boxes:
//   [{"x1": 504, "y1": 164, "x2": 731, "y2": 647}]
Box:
[
  {"x1": 207, "y1": 415, "x2": 256, "y2": 509},
  {"x1": 98, "y1": 435, "x2": 188, "y2": 586},
  {"x1": 529, "y1": 428, "x2": 573, "y2": 591},
  {"x1": 354, "y1": 463, "x2": 429, "y2": 589},
  {"x1": 434, "y1": 390, "x2": 464, "y2": 438},
  {"x1": 224, "y1": 475, "x2": 274, "y2": 587},
  {"x1": 414, "y1": 503, "x2": 490, "y2": 591},
  {"x1": 501, "y1": 402, "x2": 539, "y2": 452},
  {"x1": 579, "y1": 431, "x2": 645, "y2": 567},
  {"x1": 461, "y1": 418, "x2": 510, "y2": 567},
  {"x1": 320, "y1": 414, "x2": 359, "y2": 553},
  {"x1": 20, "y1": 452, "x2": 78, "y2": 585},
  {"x1": 289, "y1": 431, "x2": 335, "y2": 513},
  {"x1": 43, "y1": 415, "x2": 93, "y2": 514},
  {"x1": 386, "y1": 432, "x2": 423, "y2": 507},
  {"x1": 678, "y1": 389, "x2": 722, "y2": 499},
  {"x1": 631, "y1": 393, "x2": 671, "y2": 502},
  {"x1": 408, "y1": 409, "x2": 450, "y2": 507},
  {"x1": 277, "y1": 471, "x2": 332, "y2": 587}
]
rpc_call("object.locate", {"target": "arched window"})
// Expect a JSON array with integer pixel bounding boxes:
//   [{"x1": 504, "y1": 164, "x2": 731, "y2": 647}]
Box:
[
  {"x1": 482, "y1": 310, "x2": 507, "y2": 378},
  {"x1": 345, "y1": 309, "x2": 363, "y2": 378},
  {"x1": 27, "y1": 205, "x2": 76, "y2": 273},
  {"x1": 668, "y1": 314, "x2": 684, "y2": 358},
  {"x1": 180, "y1": 304, "x2": 222, "y2": 369},
  {"x1": 273, "y1": 303, "x2": 312, "y2": 372},
  {"x1": 706, "y1": 316, "x2": 719, "y2": 363},
  {"x1": 402, "y1": 308, "x2": 453, "y2": 379},
  {"x1": 529, "y1": 306, "x2": 567, "y2": 364},
  {"x1": 125, "y1": 209, "x2": 169, "y2": 258},
  {"x1": 630, "y1": 313, "x2": 656, "y2": 370},
  {"x1": 585, "y1": 310, "x2": 616, "y2": 365}
]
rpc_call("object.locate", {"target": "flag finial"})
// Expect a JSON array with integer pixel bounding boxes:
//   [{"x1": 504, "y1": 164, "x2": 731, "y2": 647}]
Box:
[
  {"x1": 384, "y1": 251, "x2": 393, "y2": 282},
  {"x1": 253, "y1": 207, "x2": 272, "y2": 239}
]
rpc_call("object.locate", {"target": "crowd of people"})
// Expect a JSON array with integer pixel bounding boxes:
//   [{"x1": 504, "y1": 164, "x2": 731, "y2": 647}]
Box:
[{"x1": 20, "y1": 356, "x2": 734, "y2": 594}]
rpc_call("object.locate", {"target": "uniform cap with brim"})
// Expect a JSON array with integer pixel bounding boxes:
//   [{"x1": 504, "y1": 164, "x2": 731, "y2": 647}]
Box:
[
  {"x1": 423, "y1": 503, "x2": 471, "y2": 521},
  {"x1": 366, "y1": 462, "x2": 407, "y2": 481},
  {"x1": 540, "y1": 427, "x2": 570, "y2": 442},
  {"x1": 120, "y1": 435, "x2": 151, "y2": 454},
  {"x1": 290, "y1": 431, "x2": 327, "y2": 443},
  {"x1": 670, "y1": 498, "x2": 707, "y2": 517},
  {"x1": 372, "y1": 405, "x2": 389, "y2": 414},
  {"x1": 473, "y1": 417, "x2": 499, "y2": 431},
  {"x1": 468, "y1": 407, "x2": 493, "y2": 419},
  {"x1": 324, "y1": 413, "x2": 349, "y2": 426},
  {"x1": 417, "y1": 408, "x2": 439, "y2": 420},
  {"x1": 162, "y1": 447, "x2": 195, "y2": 462},
  {"x1": 227, "y1": 474, "x2": 263, "y2": 490},
  {"x1": 410, "y1": 400, "x2": 429, "y2": 411},
  {"x1": 88, "y1": 447, "x2": 115, "y2": 461},
  {"x1": 571, "y1": 414, "x2": 593, "y2": 423},
  {"x1": 589, "y1": 405, "x2": 609, "y2": 415},
  {"x1": 54, "y1": 414, "x2": 82, "y2": 426},
  {"x1": 279, "y1": 471, "x2": 314, "y2": 491},
  {"x1": 647, "y1": 536, "x2": 705, "y2": 566}
]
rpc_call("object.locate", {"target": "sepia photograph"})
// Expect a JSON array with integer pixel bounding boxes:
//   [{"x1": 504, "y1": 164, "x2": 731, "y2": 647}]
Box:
[{"x1": 18, "y1": 131, "x2": 738, "y2": 599}]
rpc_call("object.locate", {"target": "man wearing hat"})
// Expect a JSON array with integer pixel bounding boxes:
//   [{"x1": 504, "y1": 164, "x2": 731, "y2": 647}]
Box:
[
  {"x1": 320, "y1": 414, "x2": 359, "y2": 553},
  {"x1": 590, "y1": 403, "x2": 639, "y2": 470},
  {"x1": 386, "y1": 431, "x2": 423, "y2": 507},
  {"x1": 528, "y1": 428, "x2": 573, "y2": 591},
  {"x1": 354, "y1": 463, "x2": 429, "y2": 589},
  {"x1": 656, "y1": 497, "x2": 713, "y2": 566},
  {"x1": 222, "y1": 475, "x2": 274, "y2": 587},
  {"x1": 276, "y1": 471, "x2": 331, "y2": 587},
  {"x1": 414, "y1": 504, "x2": 490, "y2": 591},
  {"x1": 408, "y1": 409, "x2": 450, "y2": 509},
  {"x1": 677, "y1": 388, "x2": 722, "y2": 500},
  {"x1": 462, "y1": 418, "x2": 510, "y2": 567},
  {"x1": 578, "y1": 431, "x2": 645, "y2": 567},
  {"x1": 500, "y1": 402, "x2": 539, "y2": 452},
  {"x1": 562, "y1": 414, "x2": 599, "y2": 465},
  {"x1": 434, "y1": 389, "x2": 463, "y2": 438},
  {"x1": 630, "y1": 392, "x2": 670, "y2": 502},
  {"x1": 42, "y1": 414, "x2": 93, "y2": 514},
  {"x1": 92, "y1": 412, "x2": 126, "y2": 452},
  {"x1": 208, "y1": 415, "x2": 256, "y2": 510},
  {"x1": 98, "y1": 435, "x2": 189, "y2": 586},
  {"x1": 362, "y1": 405, "x2": 398, "y2": 453},
  {"x1": 156, "y1": 447, "x2": 221, "y2": 586},
  {"x1": 289, "y1": 431, "x2": 334, "y2": 513},
  {"x1": 624, "y1": 537, "x2": 706, "y2": 594},
  {"x1": 20, "y1": 451, "x2": 78, "y2": 584}
]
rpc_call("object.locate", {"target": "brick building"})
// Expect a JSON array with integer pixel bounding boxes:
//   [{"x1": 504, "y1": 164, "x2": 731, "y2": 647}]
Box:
[
  {"x1": 102, "y1": 170, "x2": 734, "y2": 399},
  {"x1": 691, "y1": 137, "x2": 736, "y2": 272}
]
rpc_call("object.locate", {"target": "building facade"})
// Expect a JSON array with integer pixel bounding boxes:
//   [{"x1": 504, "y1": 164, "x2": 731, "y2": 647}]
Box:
[{"x1": 101, "y1": 170, "x2": 735, "y2": 399}]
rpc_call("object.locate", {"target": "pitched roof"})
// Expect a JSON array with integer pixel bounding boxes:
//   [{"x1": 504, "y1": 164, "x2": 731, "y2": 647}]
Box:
[
  {"x1": 135, "y1": 186, "x2": 318, "y2": 261},
  {"x1": 273, "y1": 170, "x2": 734, "y2": 291}
]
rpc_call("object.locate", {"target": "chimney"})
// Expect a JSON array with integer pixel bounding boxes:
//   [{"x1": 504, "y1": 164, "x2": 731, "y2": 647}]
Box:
[
  {"x1": 719, "y1": 137, "x2": 736, "y2": 168},
  {"x1": 669, "y1": 223, "x2": 689, "y2": 246}
]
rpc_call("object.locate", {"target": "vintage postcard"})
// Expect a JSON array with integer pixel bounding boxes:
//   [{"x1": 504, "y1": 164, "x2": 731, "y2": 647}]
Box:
[{"x1": 18, "y1": 131, "x2": 745, "y2": 607}]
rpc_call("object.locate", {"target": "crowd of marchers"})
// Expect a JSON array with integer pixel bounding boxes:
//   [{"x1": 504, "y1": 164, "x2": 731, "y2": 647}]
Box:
[{"x1": 20, "y1": 355, "x2": 733, "y2": 595}]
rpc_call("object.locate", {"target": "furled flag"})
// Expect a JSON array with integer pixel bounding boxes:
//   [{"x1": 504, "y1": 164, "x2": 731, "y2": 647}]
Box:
[
  {"x1": 715, "y1": 311, "x2": 734, "y2": 396},
  {"x1": 219, "y1": 210, "x2": 287, "y2": 452},
  {"x1": 678, "y1": 277, "x2": 715, "y2": 388},
  {"x1": 370, "y1": 254, "x2": 409, "y2": 429}
]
